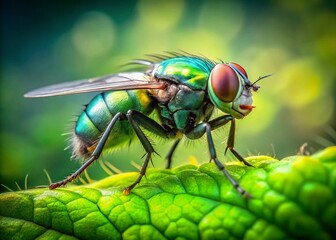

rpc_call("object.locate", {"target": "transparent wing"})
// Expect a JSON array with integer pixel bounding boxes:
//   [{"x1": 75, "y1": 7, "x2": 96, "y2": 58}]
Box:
[{"x1": 24, "y1": 72, "x2": 164, "y2": 98}]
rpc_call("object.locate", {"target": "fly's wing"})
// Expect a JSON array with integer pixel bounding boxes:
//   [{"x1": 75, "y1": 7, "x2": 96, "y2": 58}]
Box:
[{"x1": 24, "y1": 72, "x2": 164, "y2": 98}]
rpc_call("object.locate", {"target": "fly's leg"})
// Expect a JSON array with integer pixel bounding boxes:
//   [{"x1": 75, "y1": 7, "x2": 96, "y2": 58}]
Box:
[
  {"x1": 224, "y1": 117, "x2": 253, "y2": 167},
  {"x1": 50, "y1": 110, "x2": 170, "y2": 191},
  {"x1": 165, "y1": 139, "x2": 181, "y2": 169},
  {"x1": 49, "y1": 112, "x2": 125, "y2": 190},
  {"x1": 208, "y1": 115, "x2": 252, "y2": 167},
  {"x1": 123, "y1": 110, "x2": 171, "y2": 195},
  {"x1": 186, "y1": 118, "x2": 251, "y2": 198}
]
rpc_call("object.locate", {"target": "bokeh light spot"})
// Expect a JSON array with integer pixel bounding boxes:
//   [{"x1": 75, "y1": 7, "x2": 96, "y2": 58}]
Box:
[
  {"x1": 137, "y1": 0, "x2": 185, "y2": 31},
  {"x1": 175, "y1": 29, "x2": 228, "y2": 57},
  {"x1": 276, "y1": 58, "x2": 323, "y2": 108},
  {"x1": 72, "y1": 11, "x2": 115, "y2": 58},
  {"x1": 293, "y1": 96, "x2": 334, "y2": 129},
  {"x1": 199, "y1": 1, "x2": 244, "y2": 43},
  {"x1": 241, "y1": 47, "x2": 290, "y2": 78}
]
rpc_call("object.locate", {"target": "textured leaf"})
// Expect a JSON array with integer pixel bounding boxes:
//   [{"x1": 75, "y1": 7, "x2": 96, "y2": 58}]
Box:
[{"x1": 1, "y1": 147, "x2": 335, "y2": 240}]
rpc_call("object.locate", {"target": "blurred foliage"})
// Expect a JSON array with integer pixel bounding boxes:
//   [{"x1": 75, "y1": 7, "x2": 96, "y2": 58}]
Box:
[{"x1": 1, "y1": 0, "x2": 335, "y2": 190}]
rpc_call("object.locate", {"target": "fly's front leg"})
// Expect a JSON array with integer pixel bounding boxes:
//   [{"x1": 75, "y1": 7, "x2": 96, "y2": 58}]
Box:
[
  {"x1": 123, "y1": 110, "x2": 171, "y2": 195},
  {"x1": 208, "y1": 115, "x2": 252, "y2": 167},
  {"x1": 49, "y1": 112, "x2": 126, "y2": 190},
  {"x1": 186, "y1": 122, "x2": 251, "y2": 198},
  {"x1": 224, "y1": 117, "x2": 253, "y2": 167}
]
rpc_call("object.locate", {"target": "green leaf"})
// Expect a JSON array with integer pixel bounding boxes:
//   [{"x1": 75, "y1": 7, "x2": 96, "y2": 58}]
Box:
[{"x1": 1, "y1": 147, "x2": 335, "y2": 240}]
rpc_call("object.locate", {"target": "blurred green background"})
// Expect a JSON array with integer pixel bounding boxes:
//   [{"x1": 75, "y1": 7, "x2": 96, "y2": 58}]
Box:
[{"x1": 1, "y1": 0, "x2": 335, "y2": 191}]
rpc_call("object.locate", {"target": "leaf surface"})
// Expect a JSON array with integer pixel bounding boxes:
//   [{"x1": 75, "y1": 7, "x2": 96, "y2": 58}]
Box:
[{"x1": 1, "y1": 147, "x2": 335, "y2": 239}]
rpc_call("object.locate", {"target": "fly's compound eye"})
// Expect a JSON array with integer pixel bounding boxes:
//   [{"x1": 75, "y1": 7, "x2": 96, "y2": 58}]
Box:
[
  {"x1": 230, "y1": 62, "x2": 248, "y2": 78},
  {"x1": 210, "y1": 64, "x2": 239, "y2": 103}
]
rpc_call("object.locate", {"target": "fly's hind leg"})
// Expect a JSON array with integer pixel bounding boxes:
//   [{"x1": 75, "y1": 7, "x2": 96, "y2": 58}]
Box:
[
  {"x1": 49, "y1": 112, "x2": 126, "y2": 190},
  {"x1": 123, "y1": 110, "x2": 171, "y2": 195},
  {"x1": 50, "y1": 109, "x2": 171, "y2": 192}
]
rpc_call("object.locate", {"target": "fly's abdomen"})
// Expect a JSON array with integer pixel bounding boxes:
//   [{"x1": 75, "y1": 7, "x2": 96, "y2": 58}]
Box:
[{"x1": 72, "y1": 90, "x2": 154, "y2": 157}]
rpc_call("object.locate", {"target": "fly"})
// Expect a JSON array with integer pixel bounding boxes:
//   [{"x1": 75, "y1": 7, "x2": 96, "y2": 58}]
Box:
[{"x1": 24, "y1": 52, "x2": 270, "y2": 198}]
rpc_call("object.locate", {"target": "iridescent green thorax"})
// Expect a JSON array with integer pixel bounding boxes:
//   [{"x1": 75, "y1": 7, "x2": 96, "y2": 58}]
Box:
[
  {"x1": 149, "y1": 57, "x2": 217, "y2": 132},
  {"x1": 158, "y1": 88, "x2": 212, "y2": 131},
  {"x1": 154, "y1": 57, "x2": 215, "y2": 90}
]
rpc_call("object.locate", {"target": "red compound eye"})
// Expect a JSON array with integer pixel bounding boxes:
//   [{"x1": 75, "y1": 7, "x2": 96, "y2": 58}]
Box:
[
  {"x1": 210, "y1": 64, "x2": 239, "y2": 103},
  {"x1": 230, "y1": 62, "x2": 248, "y2": 78}
]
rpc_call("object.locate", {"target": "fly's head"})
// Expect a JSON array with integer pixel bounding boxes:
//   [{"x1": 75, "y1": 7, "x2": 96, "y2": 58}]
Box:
[{"x1": 208, "y1": 62, "x2": 260, "y2": 119}]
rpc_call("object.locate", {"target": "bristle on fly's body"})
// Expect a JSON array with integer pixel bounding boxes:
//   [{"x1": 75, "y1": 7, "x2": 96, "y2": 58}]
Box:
[{"x1": 70, "y1": 132, "x2": 92, "y2": 160}]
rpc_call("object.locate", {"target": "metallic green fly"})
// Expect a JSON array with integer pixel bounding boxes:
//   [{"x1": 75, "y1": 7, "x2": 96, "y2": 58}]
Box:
[{"x1": 25, "y1": 52, "x2": 270, "y2": 198}]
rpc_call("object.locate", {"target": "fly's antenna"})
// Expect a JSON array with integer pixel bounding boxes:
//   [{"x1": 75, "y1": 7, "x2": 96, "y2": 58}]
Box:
[
  {"x1": 251, "y1": 73, "x2": 272, "y2": 91},
  {"x1": 251, "y1": 73, "x2": 272, "y2": 86}
]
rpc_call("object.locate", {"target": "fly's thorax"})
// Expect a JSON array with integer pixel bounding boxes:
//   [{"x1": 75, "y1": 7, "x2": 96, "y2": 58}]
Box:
[
  {"x1": 150, "y1": 79, "x2": 210, "y2": 131},
  {"x1": 207, "y1": 63, "x2": 255, "y2": 119},
  {"x1": 152, "y1": 57, "x2": 212, "y2": 91}
]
